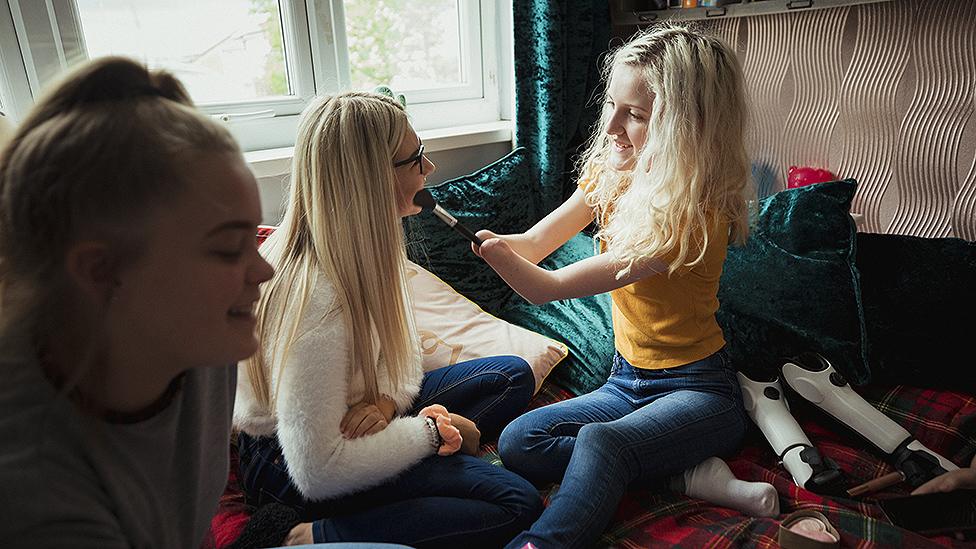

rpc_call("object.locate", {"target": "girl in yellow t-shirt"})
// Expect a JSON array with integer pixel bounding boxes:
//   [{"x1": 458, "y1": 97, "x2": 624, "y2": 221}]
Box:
[{"x1": 475, "y1": 24, "x2": 775, "y2": 549}]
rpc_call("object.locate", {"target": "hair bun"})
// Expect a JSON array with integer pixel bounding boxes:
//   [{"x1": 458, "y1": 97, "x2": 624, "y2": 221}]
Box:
[
  {"x1": 147, "y1": 71, "x2": 193, "y2": 104},
  {"x1": 45, "y1": 56, "x2": 193, "y2": 110}
]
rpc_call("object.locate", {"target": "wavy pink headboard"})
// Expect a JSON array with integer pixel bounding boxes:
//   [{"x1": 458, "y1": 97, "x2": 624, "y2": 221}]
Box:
[{"x1": 697, "y1": 0, "x2": 975, "y2": 239}]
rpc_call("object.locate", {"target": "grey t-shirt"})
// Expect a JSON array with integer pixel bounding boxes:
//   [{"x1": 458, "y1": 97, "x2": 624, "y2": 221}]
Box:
[{"x1": 0, "y1": 355, "x2": 235, "y2": 548}]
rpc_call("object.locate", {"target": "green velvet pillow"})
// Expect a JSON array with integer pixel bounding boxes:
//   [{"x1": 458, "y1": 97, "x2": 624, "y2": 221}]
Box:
[
  {"x1": 406, "y1": 148, "x2": 615, "y2": 396},
  {"x1": 716, "y1": 179, "x2": 871, "y2": 385},
  {"x1": 856, "y1": 233, "x2": 976, "y2": 391},
  {"x1": 500, "y1": 233, "x2": 614, "y2": 396},
  {"x1": 406, "y1": 148, "x2": 538, "y2": 312}
]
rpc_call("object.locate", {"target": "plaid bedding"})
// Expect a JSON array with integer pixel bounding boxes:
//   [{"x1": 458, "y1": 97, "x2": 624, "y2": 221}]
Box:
[{"x1": 210, "y1": 380, "x2": 975, "y2": 548}]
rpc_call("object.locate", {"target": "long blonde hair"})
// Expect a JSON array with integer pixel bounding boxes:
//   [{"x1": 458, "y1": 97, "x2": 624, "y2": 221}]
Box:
[
  {"x1": 579, "y1": 24, "x2": 753, "y2": 276},
  {"x1": 245, "y1": 91, "x2": 417, "y2": 414}
]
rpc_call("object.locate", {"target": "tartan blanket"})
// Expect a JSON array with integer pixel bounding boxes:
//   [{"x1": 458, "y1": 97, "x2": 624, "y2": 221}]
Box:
[{"x1": 209, "y1": 380, "x2": 975, "y2": 548}]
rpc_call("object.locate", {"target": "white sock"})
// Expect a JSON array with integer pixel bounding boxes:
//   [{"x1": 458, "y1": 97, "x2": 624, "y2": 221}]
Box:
[{"x1": 671, "y1": 457, "x2": 780, "y2": 517}]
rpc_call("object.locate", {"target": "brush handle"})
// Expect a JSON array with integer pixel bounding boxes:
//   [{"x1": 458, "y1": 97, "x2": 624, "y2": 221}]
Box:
[
  {"x1": 452, "y1": 221, "x2": 483, "y2": 247},
  {"x1": 846, "y1": 471, "x2": 904, "y2": 497},
  {"x1": 432, "y1": 205, "x2": 483, "y2": 246}
]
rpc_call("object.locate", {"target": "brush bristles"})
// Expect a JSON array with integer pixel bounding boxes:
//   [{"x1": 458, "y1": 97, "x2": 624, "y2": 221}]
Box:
[{"x1": 412, "y1": 188, "x2": 436, "y2": 212}]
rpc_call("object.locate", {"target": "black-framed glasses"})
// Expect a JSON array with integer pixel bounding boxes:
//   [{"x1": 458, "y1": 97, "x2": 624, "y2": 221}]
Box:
[{"x1": 393, "y1": 143, "x2": 425, "y2": 175}]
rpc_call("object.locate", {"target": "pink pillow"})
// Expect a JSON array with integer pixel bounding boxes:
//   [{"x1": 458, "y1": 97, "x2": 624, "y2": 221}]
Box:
[
  {"x1": 407, "y1": 260, "x2": 568, "y2": 392},
  {"x1": 787, "y1": 166, "x2": 836, "y2": 189}
]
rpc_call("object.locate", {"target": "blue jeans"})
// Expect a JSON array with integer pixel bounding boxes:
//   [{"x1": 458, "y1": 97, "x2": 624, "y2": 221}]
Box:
[
  {"x1": 407, "y1": 355, "x2": 535, "y2": 440},
  {"x1": 239, "y1": 355, "x2": 540, "y2": 548},
  {"x1": 498, "y1": 350, "x2": 748, "y2": 549}
]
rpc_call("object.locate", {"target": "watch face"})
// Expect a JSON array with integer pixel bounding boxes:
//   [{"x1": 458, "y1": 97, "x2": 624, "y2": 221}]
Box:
[{"x1": 425, "y1": 416, "x2": 441, "y2": 448}]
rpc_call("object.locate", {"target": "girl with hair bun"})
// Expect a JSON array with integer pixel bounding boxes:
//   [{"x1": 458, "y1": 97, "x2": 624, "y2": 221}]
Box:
[
  {"x1": 0, "y1": 57, "x2": 274, "y2": 547},
  {"x1": 234, "y1": 91, "x2": 542, "y2": 547}
]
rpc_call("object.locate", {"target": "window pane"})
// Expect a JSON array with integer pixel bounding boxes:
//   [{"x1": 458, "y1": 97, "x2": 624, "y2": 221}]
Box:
[
  {"x1": 343, "y1": 0, "x2": 464, "y2": 92},
  {"x1": 76, "y1": 0, "x2": 289, "y2": 104}
]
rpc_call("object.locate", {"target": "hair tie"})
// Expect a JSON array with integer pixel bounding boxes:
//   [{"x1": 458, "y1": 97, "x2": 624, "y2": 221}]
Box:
[{"x1": 373, "y1": 85, "x2": 406, "y2": 107}]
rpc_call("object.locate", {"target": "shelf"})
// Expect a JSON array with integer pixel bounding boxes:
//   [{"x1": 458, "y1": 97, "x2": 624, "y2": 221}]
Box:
[{"x1": 612, "y1": 0, "x2": 893, "y2": 24}]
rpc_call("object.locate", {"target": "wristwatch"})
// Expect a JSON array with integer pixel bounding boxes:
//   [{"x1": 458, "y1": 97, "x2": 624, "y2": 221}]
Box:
[{"x1": 424, "y1": 416, "x2": 442, "y2": 450}]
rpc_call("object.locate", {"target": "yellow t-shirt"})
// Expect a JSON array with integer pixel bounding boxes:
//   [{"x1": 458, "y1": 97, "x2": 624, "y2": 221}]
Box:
[
  {"x1": 609, "y1": 217, "x2": 729, "y2": 370},
  {"x1": 579, "y1": 178, "x2": 729, "y2": 369}
]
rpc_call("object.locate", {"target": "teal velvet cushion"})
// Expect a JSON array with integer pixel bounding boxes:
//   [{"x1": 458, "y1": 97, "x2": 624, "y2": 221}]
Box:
[
  {"x1": 499, "y1": 233, "x2": 614, "y2": 396},
  {"x1": 406, "y1": 148, "x2": 615, "y2": 396},
  {"x1": 716, "y1": 179, "x2": 872, "y2": 385},
  {"x1": 406, "y1": 148, "x2": 539, "y2": 312},
  {"x1": 855, "y1": 233, "x2": 976, "y2": 391}
]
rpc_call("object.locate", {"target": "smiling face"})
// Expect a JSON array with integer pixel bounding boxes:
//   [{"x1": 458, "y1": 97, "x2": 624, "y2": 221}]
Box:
[
  {"x1": 108, "y1": 153, "x2": 274, "y2": 370},
  {"x1": 392, "y1": 128, "x2": 436, "y2": 217},
  {"x1": 604, "y1": 63, "x2": 654, "y2": 172}
]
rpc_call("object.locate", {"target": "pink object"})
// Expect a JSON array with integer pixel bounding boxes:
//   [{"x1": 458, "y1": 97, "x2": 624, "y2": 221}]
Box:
[
  {"x1": 418, "y1": 404, "x2": 462, "y2": 455},
  {"x1": 787, "y1": 166, "x2": 836, "y2": 189},
  {"x1": 788, "y1": 517, "x2": 839, "y2": 542},
  {"x1": 434, "y1": 415, "x2": 462, "y2": 456},
  {"x1": 418, "y1": 404, "x2": 450, "y2": 420}
]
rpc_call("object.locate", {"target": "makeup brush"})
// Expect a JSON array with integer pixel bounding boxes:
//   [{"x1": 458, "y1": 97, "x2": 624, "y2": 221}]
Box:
[
  {"x1": 413, "y1": 189, "x2": 484, "y2": 246},
  {"x1": 846, "y1": 471, "x2": 905, "y2": 497}
]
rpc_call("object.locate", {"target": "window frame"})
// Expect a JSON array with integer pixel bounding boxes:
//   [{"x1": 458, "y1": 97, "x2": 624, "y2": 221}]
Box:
[
  {"x1": 0, "y1": 1, "x2": 33, "y2": 121},
  {"x1": 0, "y1": 0, "x2": 508, "y2": 151}
]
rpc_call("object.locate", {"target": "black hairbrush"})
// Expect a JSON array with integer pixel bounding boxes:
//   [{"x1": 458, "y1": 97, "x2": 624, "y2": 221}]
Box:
[{"x1": 413, "y1": 189, "x2": 484, "y2": 246}]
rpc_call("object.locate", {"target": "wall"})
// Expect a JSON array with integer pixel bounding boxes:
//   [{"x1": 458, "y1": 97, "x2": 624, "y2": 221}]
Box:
[{"x1": 695, "y1": 0, "x2": 976, "y2": 239}]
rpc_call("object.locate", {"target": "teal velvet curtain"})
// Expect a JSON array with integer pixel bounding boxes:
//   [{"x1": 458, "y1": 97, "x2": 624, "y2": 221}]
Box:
[
  {"x1": 403, "y1": 2, "x2": 618, "y2": 396},
  {"x1": 512, "y1": 0, "x2": 610, "y2": 212}
]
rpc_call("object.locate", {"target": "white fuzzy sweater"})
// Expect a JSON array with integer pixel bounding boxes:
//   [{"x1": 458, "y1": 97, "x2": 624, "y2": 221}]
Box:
[{"x1": 234, "y1": 233, "x2": 431, "y2": 501}]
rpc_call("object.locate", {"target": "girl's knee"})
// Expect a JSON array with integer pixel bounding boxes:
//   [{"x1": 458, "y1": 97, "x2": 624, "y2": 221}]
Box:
[
  {"x1": 514, "y1": 488, "x2": 544, "y2": 530},
  {"x1": 493, "y1": 473, "x2": 543, "y2": 534},
  {"x1": 498, "y1": 356, "x2": 535, "y2": 396},
  {"x1": 498, "y1": 417, "x2": 562, "y2": 488},
  {"x1": 577, "y1": 420, "x2": 624, "y2": 448},
  {"x1": 497, "y1": 417, "x2": 531, "y2": 468}
]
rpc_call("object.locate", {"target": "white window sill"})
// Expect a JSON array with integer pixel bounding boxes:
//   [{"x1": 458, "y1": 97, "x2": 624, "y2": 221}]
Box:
[{"x1": 244, "y1": 120, "x2": 513, "y2": 178}]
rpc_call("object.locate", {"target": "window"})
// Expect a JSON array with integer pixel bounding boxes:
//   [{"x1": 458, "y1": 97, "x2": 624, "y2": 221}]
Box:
[
  {"x1": 0, "y1": 2, "x2": 32, "y2": 123},
  {"x1": 0, "y1": 0, "x2": 508, "y2": 151},
  {"x1": 343, "y1": 0, "x2": 481, "y2": 103},
  {"x1": 75, "y1": 0, "x2": 298, "y2": 106}
]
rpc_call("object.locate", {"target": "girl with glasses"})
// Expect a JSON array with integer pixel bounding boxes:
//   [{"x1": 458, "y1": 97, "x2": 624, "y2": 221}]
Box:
[{"x1": 235, "y1": 91, "x2": 542, "y2": 547}]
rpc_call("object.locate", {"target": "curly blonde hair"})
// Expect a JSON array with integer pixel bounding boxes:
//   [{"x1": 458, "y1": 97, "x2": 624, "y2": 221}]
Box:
[{"x1": 578, "y1": 24, "x2": 754, "y2": 277}]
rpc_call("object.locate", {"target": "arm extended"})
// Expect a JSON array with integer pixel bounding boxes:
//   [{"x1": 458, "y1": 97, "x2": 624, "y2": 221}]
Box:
[
  {"x1": 474, "y1": 187, "x2": 596, "y2": 264},
  {"x1": 475, "y1": 187, "x2": 667, "y2": 304},
  {"x1": 478, "y1": 238, "x2": 666, "y2": 304}
]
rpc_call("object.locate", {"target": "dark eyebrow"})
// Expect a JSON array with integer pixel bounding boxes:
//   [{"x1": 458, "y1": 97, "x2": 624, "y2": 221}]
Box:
[{"x1": 205, "y1": 220, "x2": 255, "y2": 237}]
